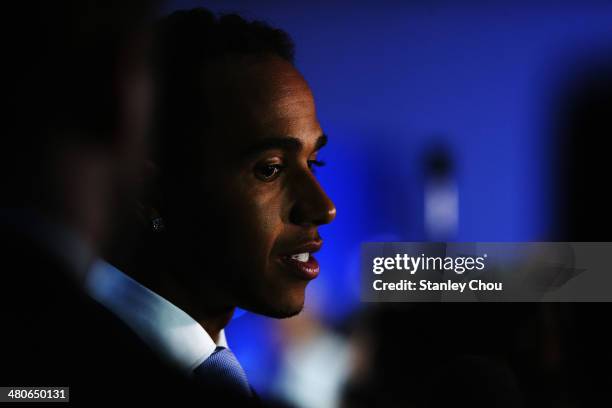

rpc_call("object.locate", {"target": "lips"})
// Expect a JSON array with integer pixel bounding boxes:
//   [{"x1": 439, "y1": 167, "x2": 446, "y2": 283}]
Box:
[{"x1": 278, "y1": 240, "x2": 322, "y2": 280}]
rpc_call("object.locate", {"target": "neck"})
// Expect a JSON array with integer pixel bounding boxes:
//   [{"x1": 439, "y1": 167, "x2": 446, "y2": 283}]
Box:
[
  {"x1": 123, "y1": 246, "x2": 236, "y2": 342},
  {"x1": 156, "y1": 272, "x2": 236, "y2": 343},
  {"x1": 114, "y1": 224, "x2": 238, "y2": 343},
  {"x1": 160, "y1": 267, "x2": 237, "y2": 341},
  {"x1": 199, "y1": 309, "x2": 235, "y2": 344}
]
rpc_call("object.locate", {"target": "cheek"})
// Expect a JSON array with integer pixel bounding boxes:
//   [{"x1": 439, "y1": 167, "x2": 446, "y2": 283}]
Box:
[{"x1": 227, "y1": 184, "x2": 285, "y2": 268}]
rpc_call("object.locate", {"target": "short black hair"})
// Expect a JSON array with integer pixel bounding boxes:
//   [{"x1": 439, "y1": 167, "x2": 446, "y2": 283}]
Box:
[
  {"x1": 154, "y1": 7, "x2": 295, "y2": 131},
  {"x1": 155, "y1": 8, "x2": 294, "y2": 71},
  {"x1": 152, "y1": 7, "x2": 296, "y2": 198}
]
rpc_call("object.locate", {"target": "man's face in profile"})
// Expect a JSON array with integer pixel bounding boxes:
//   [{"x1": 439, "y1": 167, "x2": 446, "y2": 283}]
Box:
[{"x1": 174, "y1": 55, "x2": 336, "y2": 318}]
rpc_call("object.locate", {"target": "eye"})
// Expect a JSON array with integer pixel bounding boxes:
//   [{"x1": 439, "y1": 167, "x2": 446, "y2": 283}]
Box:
[
  {"x1": 254, "y1": 162, "x2": 284, "y2": 182},
  {"x1": 307, "y1": 159, "x2": 326, "y2": 173}
]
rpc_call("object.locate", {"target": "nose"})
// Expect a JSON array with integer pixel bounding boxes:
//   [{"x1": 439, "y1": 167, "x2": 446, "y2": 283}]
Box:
[{"x1": 289, "y1": 172, "x2": 336, "y2": 227}]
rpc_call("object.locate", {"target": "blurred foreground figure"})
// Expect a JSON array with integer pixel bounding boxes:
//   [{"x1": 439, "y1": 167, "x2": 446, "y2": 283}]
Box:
[
  {"x1": 552, "y1": 56, "x2": 612, "y2": 407},
  {"x1": 0, "y1": 1, "x2": 200, "y2": 403},
  {"x1": 342, "y1": 304, "x2": 528, "y2": 408},
  {"x1": 554, "y1": 56, "x2": 612, "y2": 241}
]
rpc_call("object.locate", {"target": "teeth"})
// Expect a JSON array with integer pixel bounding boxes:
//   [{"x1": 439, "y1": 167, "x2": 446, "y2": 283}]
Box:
[{"x1": 290, "y1": 253, "x2": 310, "y2": 262}]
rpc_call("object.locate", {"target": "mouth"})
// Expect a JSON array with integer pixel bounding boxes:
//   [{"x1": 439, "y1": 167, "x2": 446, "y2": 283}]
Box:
[{"x1": 277, "y1": 241, "x2": 322, "y2": 280}]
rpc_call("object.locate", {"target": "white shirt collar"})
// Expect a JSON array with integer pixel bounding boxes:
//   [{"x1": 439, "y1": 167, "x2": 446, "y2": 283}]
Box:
[{"x1": 86, "y1": 260, "x2": 227, "y2": 374}]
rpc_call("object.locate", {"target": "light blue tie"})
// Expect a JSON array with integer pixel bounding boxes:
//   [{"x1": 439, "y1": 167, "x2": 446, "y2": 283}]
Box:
[{"x1": 193, "y1": 346, "x2": 252, "y2": 396}]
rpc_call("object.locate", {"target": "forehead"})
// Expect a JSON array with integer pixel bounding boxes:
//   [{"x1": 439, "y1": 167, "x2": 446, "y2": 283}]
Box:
[{"x1": 202, "y1": 55, "x2": 321, "y2": 146}]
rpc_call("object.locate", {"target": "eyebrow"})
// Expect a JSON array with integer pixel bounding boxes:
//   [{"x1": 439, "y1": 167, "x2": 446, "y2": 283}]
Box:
[{"x1": 241, "y1": 134, "x2": 328, "y2": 158}]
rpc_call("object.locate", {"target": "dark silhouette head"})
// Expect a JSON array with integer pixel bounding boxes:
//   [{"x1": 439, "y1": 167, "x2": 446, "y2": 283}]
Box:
[{"x1": 3, "y1": 0, "x2": 156, "y2": 248}]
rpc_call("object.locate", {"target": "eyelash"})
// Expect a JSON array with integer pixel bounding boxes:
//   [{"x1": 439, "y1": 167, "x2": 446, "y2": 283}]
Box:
[
  {"x1": 254, "y1": 160, "x2": 326, "y2": 182},
  {"x1": 308, "y1": 160, "x2": 326, "y2": 171}
]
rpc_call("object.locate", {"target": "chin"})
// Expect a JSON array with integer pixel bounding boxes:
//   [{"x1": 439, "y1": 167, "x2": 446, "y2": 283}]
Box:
[
  {"x1": 242, "y1": 288, "x2": 306, "y2": 319},
  {"x1": 276, "y1": 297, "x2": 306, "y2": 318},
  {"x1": 264, "y1": 303, "x2": 304, "y2": 319},
  {"x1": 233, "y1": 264, "x2": 312, "y2": 318}
]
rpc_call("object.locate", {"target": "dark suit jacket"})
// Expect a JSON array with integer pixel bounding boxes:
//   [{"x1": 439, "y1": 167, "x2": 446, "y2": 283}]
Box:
[{"x1": 0, "y1": 222, "x2": 263, "y2": 406}]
